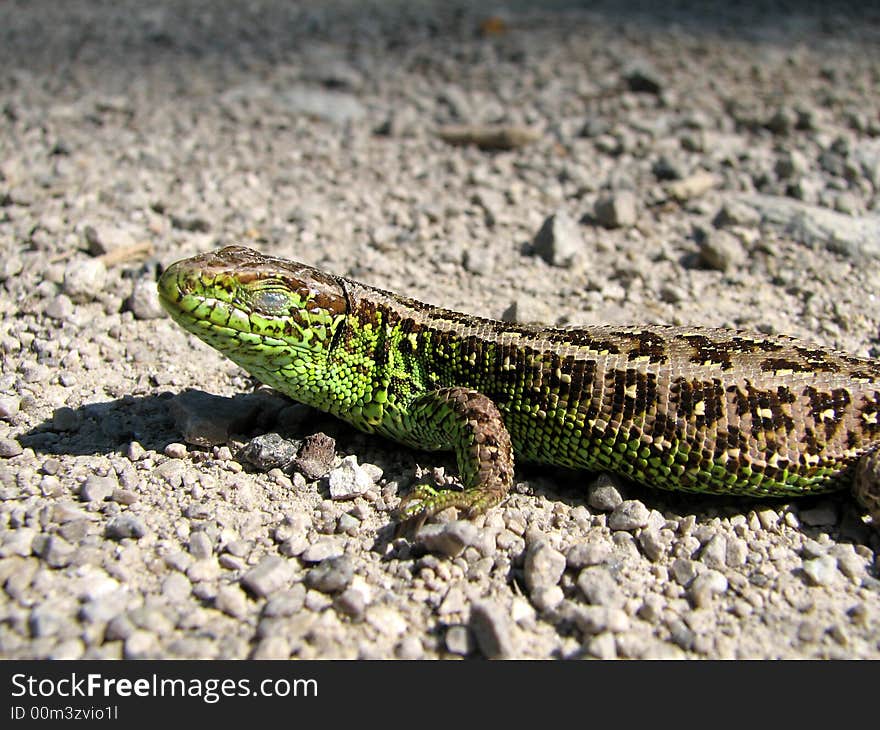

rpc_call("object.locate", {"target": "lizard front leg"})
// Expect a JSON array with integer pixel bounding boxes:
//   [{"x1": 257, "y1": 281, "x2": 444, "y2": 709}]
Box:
[
  {"x1": 396, "y1": 387, "x2": 514, "y2": 528},
  {"x1": 853, "y1": 449, "x2": 880, "y2": 526}
]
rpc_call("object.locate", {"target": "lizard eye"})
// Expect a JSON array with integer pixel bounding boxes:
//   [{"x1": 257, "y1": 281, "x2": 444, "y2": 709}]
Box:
[{"x1": 251, "y1": 289, "x2": 290, "y2": 315}]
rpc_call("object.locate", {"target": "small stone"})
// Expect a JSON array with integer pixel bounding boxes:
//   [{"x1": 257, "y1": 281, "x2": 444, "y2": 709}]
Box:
[
  {"x1": 262, "y1": 586, "x2": 307, "y2": 617},
  {"x1": 80, "y1": 475, "x2": 116, "y2": 502},
  {"x1": 0, "y1": 395, "x2": 20, "y2": 420},
  {"x1": 566, "y1": 540, "x2": 612, "y2": 569},
  {"x1": 239, "y1": 433, "x2": 298, "y2": 471},
  {"x1": 111, "y1": 489, "x2": 139, "y2": 505},
  {"x1": 577, "y1": 566, "x2": 625, "y2": 608},
  {"x1": 623, "y1": 63, "x2": 663, "y2": 94},
  {"x1": 608, "y1": 500, "x2": 650, "y2": 531},
  {"x1": 671, "y1": 558, "x2": 699, "y2": 586},
  {"x1": 766, "y1": 107, "x2": 797, "y2": 135},
  {"x1": 699, "y1": 533, "x2": 727, "y2": 569},
  {"x1": 335, "y1": 585, "x2": 367, "y2": 618},
  {"x1": 105, "y1": 515, "x2": 148, "y2": 540},
  {"x1": 698, "y1": 230, "x2": 747, "y2": 273},
  {"x1": 638, "y1": 529, "x2": 666, "y2": 562},
  {"x1": 0, "y1": 438, "x2": 23, "y2": 458},
  {"x1": 713, "y1": 200, "x2": 761, "y2": 228},
  {"x1": 241, "y1": 556, "x2": 295, "y2": 598},
  {"x1": 587, "y1": 477, "x2": 623, "y2": 511},
  {"x1": 164, "y1": 442, "x2": 187, "y2": 459},
  {"x1": 594, "y1": 191, "x2": 637, "y2": 228},
  {"x1": 572, "y1": 605, "x2": 630, "y2": 635},
  {"x1": 469, "y1": 601, "x2": 515, "y2": 659},
  {"x1": 300, "y1": 538, "x2": 344, "y2": 563},
  {"x1": 252, "y1": 635, "x2": 291, "y2": 659},
  {"x1": 162, "y1": 573, "x2": 192, "y2": 602},
  {"x1": 445, "y1": 625, "x2": 473, "y2": 656},
  {"x1": 668, "y1": 171, "x2": 717, "y2": 201},
  {"x1": 36, "y1": 535, "x2": 75, "y2": 568},
  {"x1": 532, "y1": 210, "x2": 585, "y2": 267},
  {"x1": 45, "y1": 294, "x2": 75, "y2": 321},
  {"x1": 169, "y1": 390, "x2": 285, "y2": 448},
  {"x1": 802, "y1": 555, "x2": 839, "y2": 586},
  {"x1": 305, "y1": 556, "x2": 354, "y2": 594},
  {"x1": 327, "y1": 455, "x2": 374, "y2": 500},
  {"x1": 189, "y1": 531, "x2": 213, "y2": 559},
  {"x1": 83, "y1": 223, "x2": 136, "y2": 256},
  {"x1": 214, "y1": 585, "x2": 250, "y2": 618},
  {"x1": 689, "y1": 570, "x2": 729, "y2": 608},
  {"x1": 414, "y1": 521, "x2": 479, "y2": 558},
  {"x1": 291, "y1": 432, "x2": 336, "y2": 480},
  {"x1": 523, "y1": 542, "x2": 566, "y2": 594},
  {"x1": 586, "y1": 632, "x2": 617, "y2": 659},
  {"x1": 62, "y1": 257, "x2": 107, "y2": 302},
  {"x1": 124, "y1": 630, "x2": 160, "y2": 659},
  {"x1": 128, "y1": 277, "x2": 165, "y2": 320}
]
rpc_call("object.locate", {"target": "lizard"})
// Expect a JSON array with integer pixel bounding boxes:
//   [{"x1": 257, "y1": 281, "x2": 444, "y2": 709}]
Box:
[{"x1": 157, "y1": 245, "x2": 880, "y2": 529}]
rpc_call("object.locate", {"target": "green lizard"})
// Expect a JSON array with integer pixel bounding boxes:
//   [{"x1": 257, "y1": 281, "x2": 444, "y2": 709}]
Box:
[{"x1": 157, "y1": 246, "x2": 880, "y2": 527}]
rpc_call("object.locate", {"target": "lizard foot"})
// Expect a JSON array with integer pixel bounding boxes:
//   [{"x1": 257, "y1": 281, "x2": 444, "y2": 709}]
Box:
[{"x1": 396, "y1": 483, "x2": 506, "y2": 534}]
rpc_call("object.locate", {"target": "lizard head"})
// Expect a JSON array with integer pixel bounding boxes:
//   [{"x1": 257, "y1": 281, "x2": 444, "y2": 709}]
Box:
[{"x1": 157, "y1": 245, "x2": 349, "y2": 378}]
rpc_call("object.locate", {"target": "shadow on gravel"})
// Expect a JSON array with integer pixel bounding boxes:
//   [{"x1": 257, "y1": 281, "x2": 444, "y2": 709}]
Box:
[
  {"x1": 19, "y1": 393, "x2": 186, "y2": 457},
  {"x1": 18, "y1": 392, "x2": 872, "y2": 545}
]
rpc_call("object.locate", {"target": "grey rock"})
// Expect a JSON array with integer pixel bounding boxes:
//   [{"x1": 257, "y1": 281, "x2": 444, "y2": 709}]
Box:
[
  {"x1": 671, "y1": 558, "x2": 699, "y2": 586},
  {"x1": 566, "y1": 540, "x2": 612, "y2": 569},
  {"x1": 690, "y1": 570, "x2": 729, "y2": 608},
  {"x1": 414, "y1": 520, "x2": 480, "y2": 557},
  {"x1": 572, "y1": 605, "x2": 630, "y2": 635},
  {"x1": 445, "y1": 625, "x2": 473, "y2": 656},
  {"x1": 36, "y1": 535, "x2": 75, "y2": 568},
  {"x1": 188, "y1": 531, "x2": 213, "y2": 559},
  {"x1": 215, "y1": 585, "x2": 250, "y2": 618},
  {"x1": 0, "y1": 438, "x2": 23, "y2": 458},
  {"x1": 802, "y1": 555, "x2": 839, "y2": 586},
  {"x1": 713, "y1": 200, "x2": 761, "y2": 228},
  {"x1": 532, "y1": 210, "x2": 585, "y2": 267},
  {"x1": 80, "y1": 475, "x2": 116, "y2": 502},
  {"x1": 335, "y1": 584, "x2": 367, "y2": 618},
  {"x1": 624, "y1": 63, "x2": 663, "y2": 94},
  {"x1": 305, "y1": 556, "x2": 354, "y2": 594},
  {"x1": 586, "y1": 632, "x2": 617, "y2": 659},
  {"x1": 62, "y1": 257, "x2": 107, "y2": 302},
  {"x1": 45, "y1": 294, "x2": 75, "y2": 321},
  {"x1": 608, "y1": 500, "x2": 650, "y2": 531},
  {"x1": 262, "y1": 586, "x2": 307, "y2": 617},
  {"x1": 638, "y1": 529, "x2": 667, "y2": 562},
  {"x1": 105, "y1": 515, "x2": 148, "y2": 540},
  {"x1": 577, "y1": 566, "x2": 625, "y2": 608},
  {"x1": 0, "y1": 395, "x2": 20, "y2": 420},
  {"x1": 128, "y1": 277, "x2": 165, "y2": 320},
  {"x1": 300, "y1": 538, "x2": 343, "y2": 563},
  {"x1": 124, "y1": 630, "x2": 161, "y2": 659},
  {"x1": 162, "y1": 573, "x2": 192, "y2": 602},
  {"x1": 83, "y1": 223, "x2": 137, "y2": 256},
  {"x1": 698, "y1": 230, "x2": 747, "y2": 272},
  {"x1": 327, "y1": 455, "x2": 374, "y2": 500},
  {"x1": 699, "y1": 534, "x2": 728, "y2": 569},
  {"x1": 737, "y1": 193, "x2": 880, "y2": 259},
  {"x1": 469, "y1": 601, "x2": 515, "y2": 659},
  {"x1": 587, "y1": 477, "x2": 623, "y2": 511},
  {"x1": 594, "y1": 191, "x2": 637, "y2": 228},
  {"x1": 279, "y1": 85, "x2": 366, "y2": 125},
  {"x1": 239, "y1": 433, "x2": 299, "y2": 471},
  {"x1": 523, "y1": 542, "x2": 566, "y2": 594},
  {"x1": 241, "y1": 556, "x2": 295, "y2": 598}
]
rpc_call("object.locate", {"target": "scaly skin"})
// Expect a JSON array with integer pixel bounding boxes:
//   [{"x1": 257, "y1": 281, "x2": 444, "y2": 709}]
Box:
[{"x1": 157, "y1": 246, "x2": 880, "y2": 528}]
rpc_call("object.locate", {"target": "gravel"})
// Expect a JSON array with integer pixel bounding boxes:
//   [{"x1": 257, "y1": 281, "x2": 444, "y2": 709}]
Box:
[{"x1": 1, "y1": 0, "x2": 878, "y2": 661}]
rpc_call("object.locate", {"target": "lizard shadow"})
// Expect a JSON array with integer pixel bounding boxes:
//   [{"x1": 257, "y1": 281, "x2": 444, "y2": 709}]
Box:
[{"x1": 19, "y1": 393, "x2": 875, "y2": 552}]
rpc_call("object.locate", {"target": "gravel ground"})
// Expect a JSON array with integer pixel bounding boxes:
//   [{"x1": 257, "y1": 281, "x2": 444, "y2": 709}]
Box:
[{"x1": 2, "y1": 0, "x2": 880, "y2": 659}]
